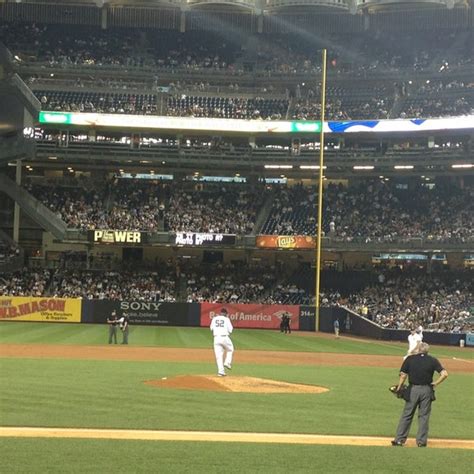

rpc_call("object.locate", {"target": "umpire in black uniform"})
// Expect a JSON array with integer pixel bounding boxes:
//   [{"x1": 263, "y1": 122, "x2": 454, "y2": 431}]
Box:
[{"x1": 391, "y1": 342, "x2": 448, "y2": 447}]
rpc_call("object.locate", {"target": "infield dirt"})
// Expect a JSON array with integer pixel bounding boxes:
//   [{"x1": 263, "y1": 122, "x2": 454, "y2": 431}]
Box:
[{"x1": 1, "y1": 343, "x2": 472, "y2": 373}]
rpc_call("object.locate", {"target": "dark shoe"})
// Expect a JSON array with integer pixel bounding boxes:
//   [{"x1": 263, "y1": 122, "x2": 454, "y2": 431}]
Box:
[
  {"x1": 224, "y1": 364, "x2": 232, "y2": 371},
  {"x1": 391, "y1": 440, "x2": 404, "y2": 447},
  {"x1": 417, "y1": 443, "x2": 427, "y2": 447}
]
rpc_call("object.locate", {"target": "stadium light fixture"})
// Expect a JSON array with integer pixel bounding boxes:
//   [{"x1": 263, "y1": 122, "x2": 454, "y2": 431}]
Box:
[
  {"x1": 265, "y1": 165, "x2": 293, "y2": 169},
  {"x1": 48, "y1": 156, "x2": 58, "y2": 160},
  {"x1": 300, "y1": 165, "x2": 327, "y2": 170},
  {"x1": 451, "y1": 164, "x2": 473, "y2": 169},
  {"x1": 394, "y1": 165, "x2": 414, "y2": 170},
  {"x1": 353, "y1": 165, "x2": 374, "y2": 170}
]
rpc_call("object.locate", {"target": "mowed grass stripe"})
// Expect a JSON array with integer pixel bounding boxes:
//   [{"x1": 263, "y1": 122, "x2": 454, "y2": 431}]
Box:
[{"x1": 2, "y1": 322, "x2": 472, "y2": 358}]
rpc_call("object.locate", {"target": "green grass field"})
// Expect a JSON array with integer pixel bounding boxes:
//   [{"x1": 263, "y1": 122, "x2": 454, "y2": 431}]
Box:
[
  {"x1": 1, "y1": 322, "x2": 473, "y2": 473},
  {"x1": 2, "y1": 439, "x2": 473, "y2": 474},
  {"x1": 1, "y1": 322, "x2": 472, "y2": 358}
]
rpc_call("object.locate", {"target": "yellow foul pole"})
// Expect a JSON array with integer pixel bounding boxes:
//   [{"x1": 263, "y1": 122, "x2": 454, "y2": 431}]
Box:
[{"x1": 315, "y1": 49, "x2": 327, "y2": 332}]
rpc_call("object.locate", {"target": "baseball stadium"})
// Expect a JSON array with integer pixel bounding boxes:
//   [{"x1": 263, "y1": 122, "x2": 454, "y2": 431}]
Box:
[{"x1": 0, "y1": 0, "x2": 473, "y2": 472}]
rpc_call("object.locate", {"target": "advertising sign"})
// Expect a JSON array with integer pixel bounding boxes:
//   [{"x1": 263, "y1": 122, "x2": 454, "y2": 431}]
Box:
[
  {"x1": 0, "y1": 297, "x2": 81, "y2": 322},
  {"x1": 88, "y1": 230, "x2": 147, "y2": 244},
  {"x1": 256, "y1": 235, "x2": 315, "y2": 249},
  {"x1": 200, "y1": 303, "x2": 300, "y2": 330},
  {"x1": 118, "y1": 301, "x2": 194, "y2": 326},
  {"x1": 39, "y1": 111, "x2": 474, "y2": 134},
  {"x1": 81, "y1": 299, "x2": 200, "y2": 326},
  {"x1": 175, "y1": 233, "x2": 236, "y2": 246}
]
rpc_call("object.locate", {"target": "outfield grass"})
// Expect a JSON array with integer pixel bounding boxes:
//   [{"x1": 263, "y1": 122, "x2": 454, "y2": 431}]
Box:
[
  {"x1": 1, "y1": 438, "x2": 473, "y2": 474},
  {"x1": 1, "y1": 322, "x2": 472, "y2": 358},
  {"x1": 1, "y1": 322, "x2": 473, "y2": 473},
  {"x1": 1, "y1": 357, "x2": 472, "y2": 439}
]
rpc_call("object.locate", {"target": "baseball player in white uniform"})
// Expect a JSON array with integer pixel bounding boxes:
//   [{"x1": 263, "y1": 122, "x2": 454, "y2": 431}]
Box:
[
  {"x1": 210, "y1": 308, "x2": 234, "y2": 376},
  {"x1": 405, "y1": 326, "x2": 423, "y2": 359}
]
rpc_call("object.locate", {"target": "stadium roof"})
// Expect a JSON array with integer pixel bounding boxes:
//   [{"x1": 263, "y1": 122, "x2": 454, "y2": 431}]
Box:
[{"x1": 9, "y1": 0, "x2": 468, "y2": 14}]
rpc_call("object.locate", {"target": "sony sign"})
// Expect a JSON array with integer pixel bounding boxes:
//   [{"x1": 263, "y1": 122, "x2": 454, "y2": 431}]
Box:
[{"x1": 120, "y1": 302, "x2": 162, "y2": 311}]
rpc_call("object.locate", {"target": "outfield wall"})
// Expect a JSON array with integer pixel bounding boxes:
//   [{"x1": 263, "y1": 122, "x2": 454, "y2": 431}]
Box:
[
  {"x1": 329, "y1": 307, "x2": 467, "y2": 347},
  {"x1": 1, "y1": 297, "x2": 468, "y2": 346},
  {"x1": 81, "y1": 300, "x2": 200, "y2": 327}
]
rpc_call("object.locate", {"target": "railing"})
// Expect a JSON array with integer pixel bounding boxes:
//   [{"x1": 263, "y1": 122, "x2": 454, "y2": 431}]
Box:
[
  {"x1": 34, "y1": 140, "x2": 469, "y2": 170},
  {"x1": 19, "y1": 60, "x2": 474, "y2": 84},
  {"x1": 57, "y1": 228, "x2": 474, "y2": 251},
  {"x1": 0, "y1": 173, "x2": 67, "y2": 239}
]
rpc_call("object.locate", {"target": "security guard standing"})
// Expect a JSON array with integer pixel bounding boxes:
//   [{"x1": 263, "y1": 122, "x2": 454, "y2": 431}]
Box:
[
  {"x1": 281, "y1": 312, "x2": 291, "y2": 334},
  {"x1": 107, "y1": 310, "x2": 119, "y2": 344},
  {"x1": 120, "y1": 315, "x2": 130, "y2": 345},
  {"x1": 391, "y1": 342, "x2": 448, "y2": 447}
]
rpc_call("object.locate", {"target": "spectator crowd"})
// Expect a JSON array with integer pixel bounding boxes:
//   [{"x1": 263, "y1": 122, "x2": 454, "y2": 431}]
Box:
[
  {"x1": 262, "y1": 181, "x2": 474, "y2": 243},
  {"x1": 0, "y1": 266, "x2": 471, "y2": 334},
  {"x1": 1, "y1": 21, "x2": 472, "y2": 120},
  {"x1": 23, "y1": 178, "x2": 474, "y2": 243},
  {"x1": 26, "y1": 178, "x2": 268, "y2": 235},
  {"x1": 339, "y1": 270, "x2": 473, "y2": 334}
]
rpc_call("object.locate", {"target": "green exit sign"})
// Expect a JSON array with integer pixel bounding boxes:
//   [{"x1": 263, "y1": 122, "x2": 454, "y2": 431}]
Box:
[
  {"x1": 39, "y1": 111, "x2": 73, "y2": 124},
  {"x1": 290, "y1": 121, "x2": 321, "y2": 133}
]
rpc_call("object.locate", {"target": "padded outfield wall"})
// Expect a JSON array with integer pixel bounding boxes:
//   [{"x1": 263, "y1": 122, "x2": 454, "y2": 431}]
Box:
[{"x1": 0, "y1": 297, "x2": 469, "y2": 346}]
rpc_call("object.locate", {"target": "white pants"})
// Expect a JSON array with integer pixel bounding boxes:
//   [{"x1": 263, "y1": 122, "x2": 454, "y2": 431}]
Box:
[{"x1": 213, "y1": 336, "x2": 234, "y2": 374}]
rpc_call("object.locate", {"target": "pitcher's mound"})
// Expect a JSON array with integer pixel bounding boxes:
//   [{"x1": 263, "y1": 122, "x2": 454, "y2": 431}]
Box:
[{"x1": 144, "y1": 375, "x2": 329, "y2": 394}]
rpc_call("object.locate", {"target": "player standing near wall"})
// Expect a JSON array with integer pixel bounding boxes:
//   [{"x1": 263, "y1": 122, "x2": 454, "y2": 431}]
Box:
[
  {"x1": 210, "y1": 308, "x2": 234, "y2": 377},
  {"x1": 107, "y1": 310, "x2": 119, "y2": 344},
  {"x1": 405, "y1": 326, "x2": 423, "y2": 359}
]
